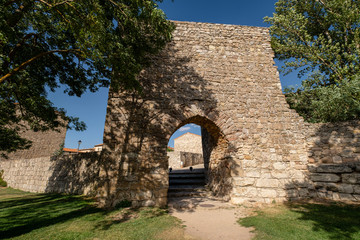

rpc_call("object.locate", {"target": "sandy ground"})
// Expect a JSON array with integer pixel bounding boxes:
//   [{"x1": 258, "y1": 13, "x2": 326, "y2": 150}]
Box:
[{"x1": 168, "y1": 197, "x2": 254, "y2": 240}]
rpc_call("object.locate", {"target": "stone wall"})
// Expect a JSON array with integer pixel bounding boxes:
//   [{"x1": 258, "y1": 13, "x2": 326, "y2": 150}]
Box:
[
  {"x1": 181, "y1": 152, "x2": 203, "y2": 167},
  {"x1": 174, "y1": 132, "x2": 203, "y2": 154},
  {"x1": 306, "y1": 121, "x2": 360, "y2": 164},
  {"x1": 167, "y1": 151, "x2": 203, "y2": 168},
  {"x1": 0, "y1": 153, "x2": 101, "y2": 195},
  {"x1": 1, "y1": 123, "x2": 67, "y2": 160},
  {"x1": 168, "y1": 151, "x2": 181, "y2": 168},
  {"x1": 305, "y1": 121, "x2": 360, "y2": 202},
  {"x1": 101, "y1": 21, "x2": 310, "y2": 207}
]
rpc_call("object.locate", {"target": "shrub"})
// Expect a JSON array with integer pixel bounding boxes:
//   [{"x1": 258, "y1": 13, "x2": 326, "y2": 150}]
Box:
[{"x1": 0, "y1": 170, "x2": 7, "y2": 187}]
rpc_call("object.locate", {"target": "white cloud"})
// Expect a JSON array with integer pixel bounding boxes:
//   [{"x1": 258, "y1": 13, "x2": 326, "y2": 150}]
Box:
[
  {"x1": 179, "y1": 126, "x2": 191, "y2": 132},
  {"x1": 189, "y1": 123, "x2": 200, "y2": 128}
]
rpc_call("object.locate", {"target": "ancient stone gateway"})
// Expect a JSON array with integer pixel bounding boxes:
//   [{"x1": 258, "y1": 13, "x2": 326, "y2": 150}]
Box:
[
  {"x1": 99, "y1": 21, "x2": 309, "y2": 207},
  {"x1": 1, "y1": 21, "x2": 359, "y2": 207}
]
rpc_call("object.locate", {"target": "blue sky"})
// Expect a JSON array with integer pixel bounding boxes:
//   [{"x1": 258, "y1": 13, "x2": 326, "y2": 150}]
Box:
[{"x1": 48, "y1": 0, "x2": 302, "y2": 150}]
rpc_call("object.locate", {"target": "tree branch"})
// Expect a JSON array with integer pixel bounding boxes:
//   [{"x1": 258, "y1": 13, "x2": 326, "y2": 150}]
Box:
[
  {"x1": 8, "y1": 33, "x2": 39, "y2": 61},
  {"x1": 0, "y1": 49, "x2": 81, "y2": 84},
  {"x1": 37, "y1": 0, "x2": 74, "y2": 7}
]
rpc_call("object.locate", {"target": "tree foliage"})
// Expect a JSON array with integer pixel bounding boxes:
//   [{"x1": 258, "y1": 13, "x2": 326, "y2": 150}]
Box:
[
  {"x1": 265, "y1": 0, "x2": 360, "y2": 122},
  {"x1": 0, "y1": 0, "x2": 174, "y2": 153}
]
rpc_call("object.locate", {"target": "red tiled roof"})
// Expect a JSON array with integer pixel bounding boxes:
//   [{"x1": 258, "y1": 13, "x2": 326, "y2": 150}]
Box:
[{"x1": 63, "y1": 148, "x2": 78, "y2": 153}]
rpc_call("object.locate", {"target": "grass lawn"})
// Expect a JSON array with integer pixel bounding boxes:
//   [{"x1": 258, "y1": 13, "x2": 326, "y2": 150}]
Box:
[
  {"x1": 239, "y1": 201, "x2": 360, "y2": 240},
  {"x1": 0, "y1": 188, "x2": 185, "y2": 240}
]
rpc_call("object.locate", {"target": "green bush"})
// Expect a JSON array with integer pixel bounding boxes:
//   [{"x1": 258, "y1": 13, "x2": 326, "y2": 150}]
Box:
[{"x1": 0, "y1": 170, "x2": 7, "y2": 187}]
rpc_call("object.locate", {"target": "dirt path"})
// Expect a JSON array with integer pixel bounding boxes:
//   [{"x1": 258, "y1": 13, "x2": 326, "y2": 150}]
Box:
[{"x1": 168, "y1": 196, "x2": 254, "y2": 240}]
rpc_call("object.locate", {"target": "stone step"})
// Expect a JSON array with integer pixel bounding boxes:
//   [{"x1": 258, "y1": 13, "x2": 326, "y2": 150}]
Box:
[
  {"x1": 169, "y1": 179, "x2": 205, "y2": 185},
  {"x1": 168, "y1": 167, "x2": 206, "y2": 199},
  {"x1": 168, "y1": 185, "x2": 209, "y2": 198},
  {"x1": 167, "y1": 196, "x2": 232, "y2": 210},
  {"x1": 169, "y1": 168, "x2": 205, "y2": 174},
  {"x1": 168, "y1": 190, "x2": 210, "y2": 198},
  {"x1": 168, "y1": 185, "x2": 206, "y2": 191},
  {"x1": 169, "y1": 173, "x2": 205, "y2": 179}
]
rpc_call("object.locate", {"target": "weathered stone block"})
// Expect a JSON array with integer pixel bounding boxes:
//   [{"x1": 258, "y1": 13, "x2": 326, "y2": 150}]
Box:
[
  {"x1": 273, "y1": 162, "x2": 287, "y2": 170},
  {"x1": 260, "y1": 189, "x2": 277, "y2": 198},
  {"x1": 354, "y1": 186, "x2": 360, "y2": 194},
  {"x1": 314, "y1": 182, "x2": 338, "y2": 191},
  {"x1": 342, "y1": 173, "x2": 360, "y2": 184},
  {"x1": 310, "y1": 173, "x2": 340, "y2": 182},
  {"x1": 233, "y1": 177, "x2": 255, "y2": 187},
  {"x1": 356, "y1": 163, "x2": 360, "y2": 172},
  {"x1": 256, "y1": 179, "x2": 279, "y2": 188},
  {"x1": 338, "y1": 184, "x2": 354, "y2": 194},
  {"x1": 245, "y1": 170, "x2": 260, "y2": 178},
  {"x1": 339, "y1": 193, "x2": 356, "y2": 201},
  {"x1": 234, "y1": 187, "x2": 258, "y2": 197},
  {"x1": 332, "y1": 156, "x2": 342, "y2": 164},
  {"x1": 286, "y1": 189, "x2": 300, "y2": 198},
  {"x1": 271, "y1": 172, "x2": 290, "y2": 179},
  {"x1": 309, "y1": 164, "x2": 353, "y2": 173}
]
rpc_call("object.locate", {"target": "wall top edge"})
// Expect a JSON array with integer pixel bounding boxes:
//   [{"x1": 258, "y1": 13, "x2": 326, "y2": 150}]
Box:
[{"x1": 170, "y1": 20, "x2": 269, "y2": 30}]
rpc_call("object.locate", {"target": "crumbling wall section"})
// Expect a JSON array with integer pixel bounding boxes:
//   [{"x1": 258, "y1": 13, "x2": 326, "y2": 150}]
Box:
[{"x1": 305, "y1": 121, "x2": 360, "y2": 202}]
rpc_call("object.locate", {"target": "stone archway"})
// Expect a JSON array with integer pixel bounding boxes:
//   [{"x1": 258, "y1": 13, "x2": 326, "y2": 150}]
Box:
[
  {"x1": 98, "y1": 21, "x2": 309, "y2": 208},
  {"x1": 168, "y1": 115, "x2": 234, "y2": 200}
]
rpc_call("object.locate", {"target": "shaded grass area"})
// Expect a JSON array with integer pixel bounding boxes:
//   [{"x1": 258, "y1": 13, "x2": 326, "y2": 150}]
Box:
[
  {"x1": 0, "y1": 188, "x2": 184, "y2": 240},
  {"x1": 239, "y1": 202, "x2": 360, "y2": 240}
]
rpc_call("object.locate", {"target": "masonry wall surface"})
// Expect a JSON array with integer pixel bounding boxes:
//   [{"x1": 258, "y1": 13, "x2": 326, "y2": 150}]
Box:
[
  {"x1": 305, "y1": 121, "x2": 360, "y2": 202},
  {"x1": 1, "y1": 124, "x2": 67, "y2": 160},
  {"x1": 174, "y1": 133, "x2": 203, "y2": 154},
  {"x1": 0, "y1": 153, "x2": 101, "y2": 195},
  {"x1": 167, "y1": 151, "x2": 204, "y2": 168},
  {"x1": 167, "y1": 151, "x2": 181, "y2": 168},
  {"x1": 100, "y1": 21, "x2": 310, "y2": 207}
]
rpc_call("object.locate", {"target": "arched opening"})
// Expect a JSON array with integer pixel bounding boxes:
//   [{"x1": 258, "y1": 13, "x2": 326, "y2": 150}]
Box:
[
  {"x1": 167, "y1": 115, "x2": 233, "y2": 202},
  {"x1": 167, "y1": 123, "x2": 203, "y2": 169}
]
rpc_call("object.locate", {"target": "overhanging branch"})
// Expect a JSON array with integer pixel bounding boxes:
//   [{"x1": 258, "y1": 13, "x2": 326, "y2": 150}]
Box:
[{"x1": 0, "y1": 49, "x2": 81, "y2": 84}]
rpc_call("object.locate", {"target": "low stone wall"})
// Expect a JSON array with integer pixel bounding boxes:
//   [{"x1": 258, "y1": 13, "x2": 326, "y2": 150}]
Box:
[
  {"x1": 167, "y1": 151, "x2": 204, "y2": 168},
  {"x1": 308, "y1": 163, "x2": 360, "y2": 201},
  {"x1": 167, "y1": 151, "x2": 181, "y2": 168},
  {"x1": 1, "y1": 122, "x2": 67, "y2": 160},
  {"x1": 305, "y1": 121, "x2": 360, "y2": 202},
  {"x1": 0, "y1": 152, "x2": 101, "y2": 195},
  {"x1": 0, "y1": 157, "x2": 53, "y2": 192},
  {"x1": 181, "y1": 152, "x2": 203, "y2": 167},
  {"x1": 306, "y1": 121, "x2": 360, "y2": 164}
]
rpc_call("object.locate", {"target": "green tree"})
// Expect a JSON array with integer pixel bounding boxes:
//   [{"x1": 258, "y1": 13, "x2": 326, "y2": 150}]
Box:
[
  {"x1": 0, "y1": 0, "x2": 174, "y2": 153},
  {"x1": 265, "y1": 0, "x2": 360, "y2": 122}
]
